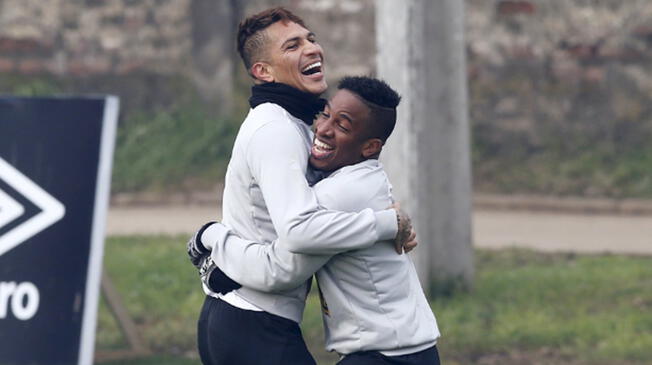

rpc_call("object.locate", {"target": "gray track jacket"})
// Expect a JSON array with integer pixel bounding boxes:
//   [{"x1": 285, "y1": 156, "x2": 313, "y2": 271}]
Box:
[
  {"x1": 204, "y1": 102, "x2": 398, "y2": 323},
  {"x1": 204, "y1": 158, "x2": 439, "y2": 355},
  {"x1": 312, "y1": 160, "x2": 439, "y2": 356}
]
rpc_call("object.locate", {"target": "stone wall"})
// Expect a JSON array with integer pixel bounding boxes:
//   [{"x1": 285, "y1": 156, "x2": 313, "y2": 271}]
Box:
[
  {"x1": 2, "y1": 0, "x2": 652, "y2": 194},
  {"x1": 0, "y1": 0, "x2": 199, "y2": 114},
  {"x1": 3, "y1": 0, "x2": 650, "y2": 105},
  {"x1": 465, "y1": 0, "x2": 652, "y2": 195},
  {"x1": 0, "y1": 0, "x2": 375, "y2": 111},
  {"x1": 466, "y1": 0, "x2": 652, "y2": 138},
  {"x1": 3, "y1": 0, "x2": 651, "y2": 92},
  {"x1": 0, "y1": 0, "x2": 192, "y2": 76}
]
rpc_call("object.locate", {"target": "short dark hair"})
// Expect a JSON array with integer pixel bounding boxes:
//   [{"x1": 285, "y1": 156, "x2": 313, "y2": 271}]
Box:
[
  {"x1": 237, "y1": 7, "x2": 307, "y2": 75},
  {"x1": 338, "y1": 76, "x2": 401, "y2": 142}
]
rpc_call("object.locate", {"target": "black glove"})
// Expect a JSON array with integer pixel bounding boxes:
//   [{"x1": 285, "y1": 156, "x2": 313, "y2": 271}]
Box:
[
  {"x1": 198, "y1": 255, "x2": 242, "y2": 295},
  {"x1": 187, "y1": 221, "x2": 217, "y2": 268}
]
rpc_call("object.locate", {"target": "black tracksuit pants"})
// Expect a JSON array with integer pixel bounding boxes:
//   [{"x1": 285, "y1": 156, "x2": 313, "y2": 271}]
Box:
[
  {"x1": 337, "y1": 345, "x2": 441, "y2": 365},
  {"x1": 197, "y1": 296, "x2": 316, "y2": 365}
]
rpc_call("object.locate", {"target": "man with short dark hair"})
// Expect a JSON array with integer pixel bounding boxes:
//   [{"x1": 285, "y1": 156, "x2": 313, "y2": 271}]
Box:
[
  {"x1": 310, "y1": 77, "x2": 440, "y2": 364},
  {"x1": 199, "y1": 76, "x2": 441, "y2": 364},
  {"x1": 187, "y1": 7, "x2": 417, "y2": 365}
]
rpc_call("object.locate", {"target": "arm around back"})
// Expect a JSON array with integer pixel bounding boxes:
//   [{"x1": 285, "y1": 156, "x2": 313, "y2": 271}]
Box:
[
  {"x1": 202, "y1": 222, "x2": 329, "y2": 292},
  {"x1": 246, "y1": 121, "x2": 398, "y2": 255}
]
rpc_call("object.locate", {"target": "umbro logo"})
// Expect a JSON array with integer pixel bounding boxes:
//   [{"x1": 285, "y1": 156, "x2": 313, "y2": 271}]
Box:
[{"x1": 0, "y1": 157, "x2": 65, "y2": 257}]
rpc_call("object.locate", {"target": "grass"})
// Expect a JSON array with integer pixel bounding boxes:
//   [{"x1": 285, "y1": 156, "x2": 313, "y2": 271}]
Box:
[
  {"x1": 97, "y1": 235, "x2": 204, "y2": 355},
  {"x1": 96, "y1": 235, "x2": 652, "y2": 365},
  {"x1": 434, "y1": 250, "x2": 652, "y2": 364},
  {"x1": 472, "y1": 145, "x2": 652, "y2": 198}
]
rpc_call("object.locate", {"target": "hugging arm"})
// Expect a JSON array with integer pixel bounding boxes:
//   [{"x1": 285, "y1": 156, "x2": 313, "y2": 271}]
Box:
[
  {"x1": 246, "y1": 122, "x2": 400, "y2": 255},
  {"x1": 196, "y1": 222, "x2": 330, "y2": 292}
]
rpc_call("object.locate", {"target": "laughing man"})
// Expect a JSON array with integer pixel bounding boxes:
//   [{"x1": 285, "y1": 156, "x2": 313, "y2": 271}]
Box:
[
  {"x1": 186, "y1": 7, "x2": 417, "y2": 365},
  {"x1": 199, "y1": 76, "x2": 441, "y2": 364}
]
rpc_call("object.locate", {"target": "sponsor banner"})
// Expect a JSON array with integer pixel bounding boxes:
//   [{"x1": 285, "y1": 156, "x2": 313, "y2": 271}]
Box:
[{"x1": 0, "y1": 96, "x2": 119, "y2": 365}]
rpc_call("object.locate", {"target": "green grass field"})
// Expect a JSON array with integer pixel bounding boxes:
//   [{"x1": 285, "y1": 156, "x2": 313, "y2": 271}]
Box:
[{"x1": 96, "y1": 236, "x2": 652, "y2": 365}]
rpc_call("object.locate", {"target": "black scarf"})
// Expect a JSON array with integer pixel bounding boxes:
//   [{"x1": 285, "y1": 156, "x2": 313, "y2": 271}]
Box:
[{"x1": 249, "y1": 83, "x2": 326, "y2": 125}]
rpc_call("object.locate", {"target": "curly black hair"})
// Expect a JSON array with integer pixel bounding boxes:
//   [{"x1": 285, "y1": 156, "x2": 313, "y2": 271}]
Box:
[{"x1": 338, "y1": 76, "x2": 401, "y2": 142}]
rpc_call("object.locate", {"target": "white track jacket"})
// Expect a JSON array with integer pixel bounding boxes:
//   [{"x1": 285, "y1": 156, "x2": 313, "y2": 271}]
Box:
[
  {"x1": 203, "y1": 129, "x2": 440, "y2": 354},
  {"x1": 203, "y1": 102, "x2": 398, "y2": 324}
]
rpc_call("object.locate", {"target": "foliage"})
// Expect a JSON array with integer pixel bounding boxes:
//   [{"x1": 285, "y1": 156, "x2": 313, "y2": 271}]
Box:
[
  {"x1": 3, "y1": 74, "x2": 652, "y2": 197},
  {"x1": 111, "y1": 103, "x2": 238, "y2": 192},
  {"x1": 0, "y1": 74, "x2": 241, "y2": 193},
  {"x1": 0, "y1": 74, "x2": 63, "y2": 96},
  {"x1": 470, "y1": 64, "x2": 652, "y2": 198},
  {"x1": 98, "y1": 236, "x2": 652, "y2": 365}
]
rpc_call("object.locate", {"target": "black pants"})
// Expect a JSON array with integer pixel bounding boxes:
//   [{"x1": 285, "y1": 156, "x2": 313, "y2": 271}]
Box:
[
  {"x1": 337, "y1": 345, "x2": 440, "y2": 365},
  {"x1": 197, "y1": 296, "x2": 316, "y2": 365}
]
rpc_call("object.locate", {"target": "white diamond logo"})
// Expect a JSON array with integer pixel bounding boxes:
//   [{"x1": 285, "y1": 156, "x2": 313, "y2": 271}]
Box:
[
  {"x1": 0, "y1": 188, "x2": 24, "y2": 228},
  {"x1": 0, "y1": 157, "x2": 65, "y2": 257}
]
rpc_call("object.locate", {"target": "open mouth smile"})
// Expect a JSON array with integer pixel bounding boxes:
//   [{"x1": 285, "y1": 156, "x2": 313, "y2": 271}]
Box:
[
  {"x1": 301, "y1": 61, "x2": 323, "y2": 76},
  {"x1": 311, "y1": 138, "x2": 334, "y2": 159}
]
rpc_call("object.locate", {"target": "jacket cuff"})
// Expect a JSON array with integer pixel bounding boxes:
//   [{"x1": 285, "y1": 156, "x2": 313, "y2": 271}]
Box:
[
  {"x1": 374, "y1": 209, "x2": 399, "y2": 241},
  {"x1": 200, "y1": 222, "x2": 229, "y2": 251}
]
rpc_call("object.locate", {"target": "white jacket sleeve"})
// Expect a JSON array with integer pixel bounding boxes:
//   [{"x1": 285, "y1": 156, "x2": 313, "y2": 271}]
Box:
[
  {"x1": 246, "y1": 121, "x2": 397, "y2": 255},
  {"x1": 203, "y1": 223, "x2": 329, "y2": 292}
]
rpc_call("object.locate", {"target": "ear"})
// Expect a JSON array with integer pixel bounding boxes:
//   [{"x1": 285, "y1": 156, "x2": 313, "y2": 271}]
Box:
[
  {"x1": 250, "y1": 61, "x2": 275, "y2": 83},
  {"x1": 361, "y1": 138, "x2": 383, "y2": 158}
]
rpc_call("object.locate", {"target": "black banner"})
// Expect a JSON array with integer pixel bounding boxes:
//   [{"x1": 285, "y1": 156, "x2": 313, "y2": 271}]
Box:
[{"x1": 0, "y1": 96, "x2": 118, "y2": 365}]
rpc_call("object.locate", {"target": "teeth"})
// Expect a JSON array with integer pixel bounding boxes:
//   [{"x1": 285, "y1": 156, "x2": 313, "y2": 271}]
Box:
[
  {"x1": 302, "y1": 61, "x2": 321, "y2": 72},
  {"x1": 314, "y1": 139, "x2": 333, "y2": 150}
]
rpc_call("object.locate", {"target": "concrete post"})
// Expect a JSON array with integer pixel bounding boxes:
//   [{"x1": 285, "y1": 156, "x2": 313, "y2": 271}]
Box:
[
  {"x1": 190, "y1": 0, "x2": 236, "y2": 116},
  {"x1": 376, "y1": 0, "x2": 474, "y2": 293}
]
